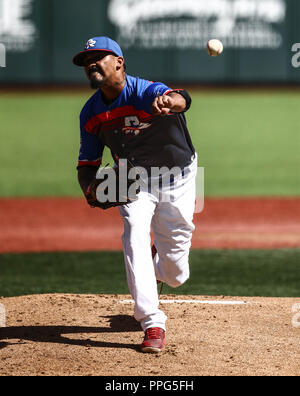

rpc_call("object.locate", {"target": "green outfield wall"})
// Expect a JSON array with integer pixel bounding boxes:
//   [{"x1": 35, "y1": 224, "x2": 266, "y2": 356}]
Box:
[{"x1": 0, "y1": 0, "x2": 300, "y2": 84}]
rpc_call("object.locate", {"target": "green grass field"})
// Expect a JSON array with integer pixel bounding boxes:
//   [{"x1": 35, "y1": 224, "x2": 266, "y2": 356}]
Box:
[
  {"x1": 1, "y1": 249, "x2": 300, "y2": 298},
  {"x1": 0, "y1": 89, "x2": 299, "y2": 197},
  {"x1": 0, "y1": 88, "x2": 299, "y2": 298}
]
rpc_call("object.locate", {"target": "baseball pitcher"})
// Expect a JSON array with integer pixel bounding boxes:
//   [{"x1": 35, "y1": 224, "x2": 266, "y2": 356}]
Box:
[{"x1": 73, "y1": 36, "x2": 197, "y2": 353}]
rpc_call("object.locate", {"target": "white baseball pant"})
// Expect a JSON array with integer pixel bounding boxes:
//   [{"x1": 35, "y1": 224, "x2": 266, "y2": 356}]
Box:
[{"x1": 118, "y1": 155, "x2": 197, "y2": 332}]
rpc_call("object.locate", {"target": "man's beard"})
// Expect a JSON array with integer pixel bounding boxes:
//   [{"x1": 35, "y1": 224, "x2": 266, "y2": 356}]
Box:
[
  {"x1": 89, "y1": 68, "x2": 104, "y2": 89},
  {"x1": 90, "y1": 74, "x2": 104, "y2": 89}
]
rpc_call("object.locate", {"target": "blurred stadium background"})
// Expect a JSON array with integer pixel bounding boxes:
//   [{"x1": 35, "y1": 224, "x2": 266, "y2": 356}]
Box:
[
  {"x1": 0, "y1": 0, "x2": 299, "y2": 297},
  {"x1": 1, "y1": 0, "x2": 300, "y2": 85}
]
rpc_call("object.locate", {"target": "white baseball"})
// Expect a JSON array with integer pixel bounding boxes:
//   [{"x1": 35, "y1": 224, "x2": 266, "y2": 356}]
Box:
[{"x1": 206, "y1": 39, "x2": 223, "y2": 57}]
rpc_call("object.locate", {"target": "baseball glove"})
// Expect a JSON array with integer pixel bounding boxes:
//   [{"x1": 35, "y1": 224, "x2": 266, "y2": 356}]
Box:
[{"x1": 85, "y1": 165, "x2": 140, "y2": 210}]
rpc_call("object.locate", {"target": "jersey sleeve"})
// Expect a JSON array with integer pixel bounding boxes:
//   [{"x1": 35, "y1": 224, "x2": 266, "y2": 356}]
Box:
[
  {"x1": 77, "y1": 107, "x2": 104, "y2": 168},
  {"x1": 141, "y1": 81, "x2": 173, "y2": 114}
]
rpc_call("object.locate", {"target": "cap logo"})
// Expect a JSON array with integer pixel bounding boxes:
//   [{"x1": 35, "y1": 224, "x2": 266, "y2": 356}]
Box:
[{"x1": 85, "y1": 39, "x2": 96, "y2": 49}]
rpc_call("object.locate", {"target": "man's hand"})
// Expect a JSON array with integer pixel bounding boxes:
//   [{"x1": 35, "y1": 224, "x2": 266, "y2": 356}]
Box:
[
  {"x1": 84, "y1": 166, "x2": 140, "y2": 210},
  {"x1": 151, "y1": 92, "x2": 187, "y2": 116}
]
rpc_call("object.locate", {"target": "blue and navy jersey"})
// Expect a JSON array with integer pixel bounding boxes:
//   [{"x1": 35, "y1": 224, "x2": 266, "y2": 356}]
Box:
[{"x1": 78, "y1": 74, "x2": 195, "y2": 170}]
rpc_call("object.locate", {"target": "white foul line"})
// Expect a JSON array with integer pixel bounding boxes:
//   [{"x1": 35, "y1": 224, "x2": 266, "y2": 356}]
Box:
[{"x1": 121, "y1": 299, "x2": 246, "y2": 305}]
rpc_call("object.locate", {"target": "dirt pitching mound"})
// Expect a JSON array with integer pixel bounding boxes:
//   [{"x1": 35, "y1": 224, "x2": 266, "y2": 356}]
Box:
[{"x1": 0, "y1": 293, "x2": 299, "y2": 376}]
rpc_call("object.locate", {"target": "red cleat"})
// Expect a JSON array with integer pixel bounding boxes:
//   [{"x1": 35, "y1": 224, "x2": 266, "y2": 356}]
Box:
[{"x1": 141, "y1": 327, "x2": 166, "y2": 353}]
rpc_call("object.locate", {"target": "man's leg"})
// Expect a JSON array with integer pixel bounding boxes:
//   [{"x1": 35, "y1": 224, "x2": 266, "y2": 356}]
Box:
[
  {"x1": 151, "y1": 160, "x2": 197, "y2": 288},
  {"x1": 118, "y1": 191, "x2": 167, "y2": 332}
]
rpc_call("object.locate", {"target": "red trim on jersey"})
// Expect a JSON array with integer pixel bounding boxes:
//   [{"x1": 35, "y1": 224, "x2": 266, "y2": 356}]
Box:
[
  {"x1": 85, "y1": 106, "x2": 153, "y2": 134},
  {"x1": 164, "y1": 89, "x2": 184, "y2": 95},
  {"x1": 77, "y1": 158, "x2": 102, "y2": 167}
]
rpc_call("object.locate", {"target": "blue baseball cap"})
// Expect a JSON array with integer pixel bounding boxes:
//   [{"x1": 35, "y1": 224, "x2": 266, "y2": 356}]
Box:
[{"x1": 73, "y1": 36, "x2": 123, "y2": 66}]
